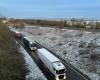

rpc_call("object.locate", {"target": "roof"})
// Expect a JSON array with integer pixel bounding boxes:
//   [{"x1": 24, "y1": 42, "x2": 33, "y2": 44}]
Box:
[
  {"x1": 16, "y1": 31, "x2": 21, "y2": 34},
  {"x1": 11, "y1": 29, "x2": 20, "y2": 34},
  {"x1": 38, "y1": 48, "x2": 60, "y2": 63},
  {"x1": 23, "y1": 36, "x2": 35, "y2": 43},
  {"x1": 53, "y1": 61, "x2": 65, "y2": 70}
]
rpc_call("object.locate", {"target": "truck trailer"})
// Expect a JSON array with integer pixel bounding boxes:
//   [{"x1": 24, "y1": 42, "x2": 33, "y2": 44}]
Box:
[
  {"x1": 37, "y1": 48, "x2": 66, "y2": 80},
  {"x1": 22, "y1": 36, "x2": 37, "y2": 51}
]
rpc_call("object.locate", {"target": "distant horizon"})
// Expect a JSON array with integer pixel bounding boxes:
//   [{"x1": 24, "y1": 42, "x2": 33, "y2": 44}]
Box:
[
  {"x1": 3, "y1": 17, "x2": 100, "y2": 21},
  {"x1": 1, "y1": 16, "x2": 100, "y2": 21}
]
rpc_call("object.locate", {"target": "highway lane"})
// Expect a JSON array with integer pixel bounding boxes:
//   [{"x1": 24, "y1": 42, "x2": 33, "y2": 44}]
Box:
[
  {"x1": 31, "y1": 52, "x2": 55, "y2": 80},
  {"x1": 17, "y1": 37, "x2": 91, "y2": 80},
  {"x1": 63, "y1": 62, "x2": 88, "y2": 80},
  {"x1": 12, "y1": 28, "x2": 91, "y2": 80},
  {"x1": 35, "y1": 41, "x2": 91, "y2": 80},
  {"x1": 17, "y1": 39, "x2": 55, "y2": 80}
]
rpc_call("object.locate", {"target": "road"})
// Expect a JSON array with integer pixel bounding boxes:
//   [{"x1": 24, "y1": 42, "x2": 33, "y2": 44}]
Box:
[
  {"x1": 17, "y1": 39, "x2": 55, "y2": 80},
  {"x1": 17, "y1": 38, "x2": 91, "y2": 80},
  {"x1": 35, "y1": 42, "x2": 91, "y2": 80}
]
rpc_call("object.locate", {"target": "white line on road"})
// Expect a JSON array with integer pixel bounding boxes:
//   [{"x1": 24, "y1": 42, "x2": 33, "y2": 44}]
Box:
[{"x1": 62, "y1": 60, "x2": 89, "y2": 80}]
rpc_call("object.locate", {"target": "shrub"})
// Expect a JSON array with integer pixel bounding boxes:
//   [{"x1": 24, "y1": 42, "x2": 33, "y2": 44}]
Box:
[{"x1": 0, "y1": 22, "x2": 27, "y2": 80}]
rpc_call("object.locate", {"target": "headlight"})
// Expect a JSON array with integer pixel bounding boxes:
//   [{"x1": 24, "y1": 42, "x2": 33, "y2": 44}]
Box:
[
  {"x1": 56, "y1": 75, "x2": 59, "y2": 80},
  {"x1": 64, "y1": 73, "x2": 66, "y2": 79},
  {"x1": 56, "y1": 77, "x2": 59, "y2": 80}
]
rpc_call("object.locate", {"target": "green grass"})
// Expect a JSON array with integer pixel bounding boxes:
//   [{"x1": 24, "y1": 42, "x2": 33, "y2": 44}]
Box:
[{"x1": 0, "y1": 22, "x2": 27, "y2": 80}]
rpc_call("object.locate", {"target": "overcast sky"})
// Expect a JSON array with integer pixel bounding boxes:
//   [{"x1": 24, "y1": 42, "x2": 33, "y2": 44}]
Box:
[{"x1": 0, "y1": 0, "x2": 100, "y2": 19}]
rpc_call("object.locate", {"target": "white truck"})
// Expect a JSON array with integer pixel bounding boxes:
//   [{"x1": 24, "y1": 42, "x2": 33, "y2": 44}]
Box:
[
  {"x1": 22, "y1": 36, "x2": 37, "y2": 51},
  {"x1": 37, "y1": 48, "x2": 66, "y2": 80}
]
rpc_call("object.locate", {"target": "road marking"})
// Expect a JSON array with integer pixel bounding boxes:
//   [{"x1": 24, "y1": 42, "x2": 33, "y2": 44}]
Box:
[
  {"x1": 19, "y1": 40, "x2": 89, "y2": 80},
  {"x1": 62, "y1": 60, "x2": 89, "y2": 80},
  {"x1": 35, "y1": 42, "x2": 89, "y2": 80}
]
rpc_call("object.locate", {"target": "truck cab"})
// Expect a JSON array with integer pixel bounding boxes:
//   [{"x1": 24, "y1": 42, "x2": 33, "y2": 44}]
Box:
[
  {"x1": 22, "y1": 36, "x2": 37, "y2": 51},
  {"x1": 53, "y1": 61, "x2": 66, "y2": 80},
  {"x1": 37, "y1": 48, "x2": 66, "y2": 80},
  {"x1": 30, "y1": 41, "x2": 37, "y2": 51}
]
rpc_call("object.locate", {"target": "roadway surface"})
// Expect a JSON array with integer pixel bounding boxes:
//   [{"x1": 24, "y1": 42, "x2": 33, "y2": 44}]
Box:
[
  {"x1": 17, "y1": 38, "x2": 91, "y2": 80},
  {"x1": 35, "y1": 42, "x2": 91, "y2": 80},
  {"x1": 17, "y1": 39, "x2": 55, "y2": 80}
]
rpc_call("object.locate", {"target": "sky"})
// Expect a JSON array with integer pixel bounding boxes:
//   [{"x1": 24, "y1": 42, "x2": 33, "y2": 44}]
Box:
[{"x1": 0, "y1": 0, "x2": 100, "y2": 19}]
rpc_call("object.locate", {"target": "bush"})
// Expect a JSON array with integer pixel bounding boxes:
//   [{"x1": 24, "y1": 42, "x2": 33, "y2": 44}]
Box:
[
  {"x1": 0, "y1": 22, "x2": 27, "y2": 80},
  {"x1": 90, "y1": 53, "x2": 97, "y2": 60},
  {"x1": 79, "y1": 41, "x2": 87, "y2": 48},
  {"x1": 78, "y1": 49, "x2": 90, "y2": 55}
]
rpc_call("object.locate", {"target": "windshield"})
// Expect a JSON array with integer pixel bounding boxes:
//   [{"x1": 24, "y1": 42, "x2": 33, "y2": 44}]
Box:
[
  {"x1": 30, "y1": 43, "x2": 36, "y2": 47},
  {"x1": 56, "y1": 69, "x2": 65, "y2": 74}
]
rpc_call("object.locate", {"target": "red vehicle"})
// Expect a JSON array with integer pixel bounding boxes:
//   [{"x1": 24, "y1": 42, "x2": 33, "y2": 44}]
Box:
[{"x1": 15, "y1": 31, "x2": 22, "y2": 38}]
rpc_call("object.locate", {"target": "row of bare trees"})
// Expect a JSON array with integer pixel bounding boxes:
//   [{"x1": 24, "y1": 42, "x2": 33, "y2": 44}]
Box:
[{"x1": 9, "y1": 18, "x2": 100, "y2": 29}]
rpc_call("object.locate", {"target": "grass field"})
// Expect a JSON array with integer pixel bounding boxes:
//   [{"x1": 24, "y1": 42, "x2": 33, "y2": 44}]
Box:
[{"x1": 0, "y1": 22, "x2": 27, "y2": 80}]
